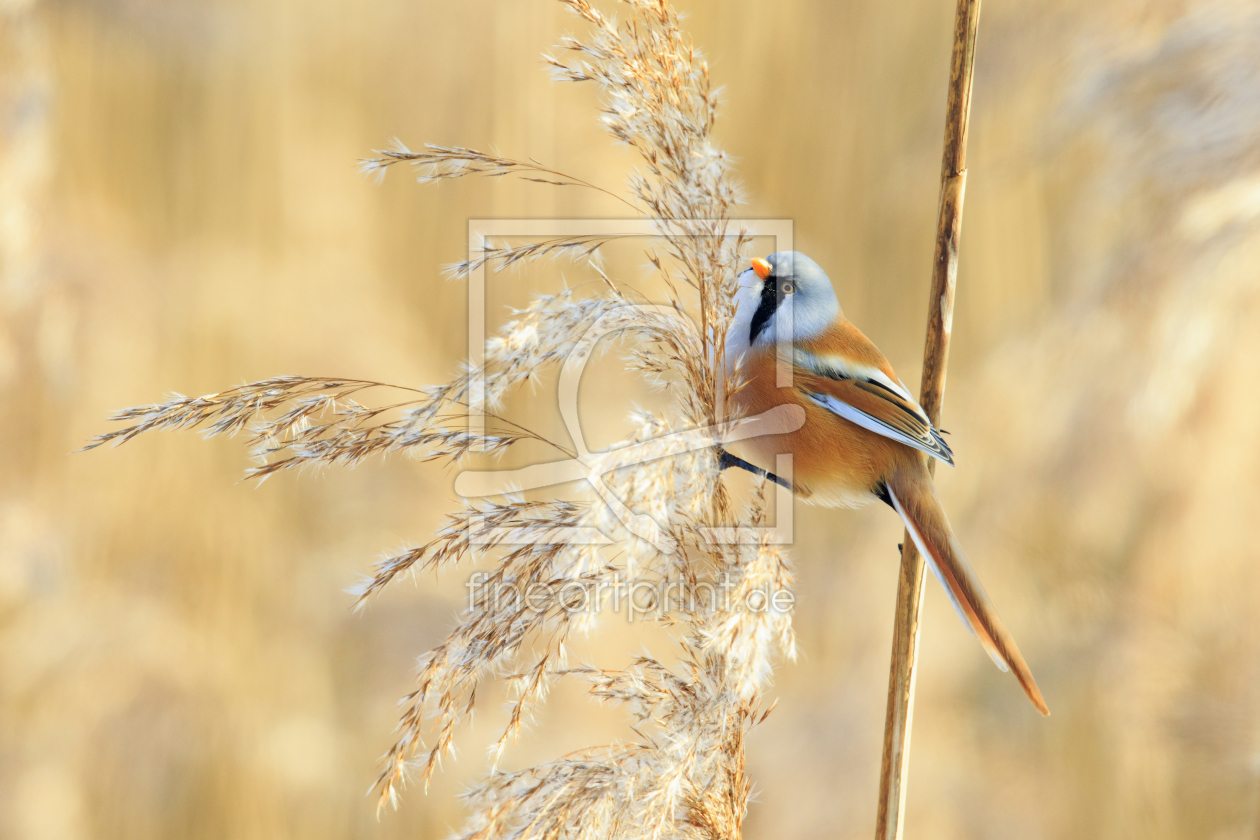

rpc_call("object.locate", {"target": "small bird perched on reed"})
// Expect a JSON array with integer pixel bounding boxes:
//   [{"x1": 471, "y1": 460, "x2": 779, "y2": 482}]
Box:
[{"x1": 725, "y1": 251, "x2": 1049, "y2": 715}]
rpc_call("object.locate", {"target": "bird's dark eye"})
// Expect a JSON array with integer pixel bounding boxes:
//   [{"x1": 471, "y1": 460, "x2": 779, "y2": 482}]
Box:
[{"x1": 780, "y1": 280, "x2": 795, "y2": 294}]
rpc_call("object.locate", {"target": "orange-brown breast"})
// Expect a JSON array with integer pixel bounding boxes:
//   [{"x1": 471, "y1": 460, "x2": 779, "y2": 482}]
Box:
[{"x1": 728, "y1": 320, "x2": 923, "y2": 507}]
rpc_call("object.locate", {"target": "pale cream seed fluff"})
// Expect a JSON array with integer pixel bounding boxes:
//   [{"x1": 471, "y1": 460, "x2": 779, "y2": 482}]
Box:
[{"x1": 87, "y1": 3, "x2": 792, "y2": 838}]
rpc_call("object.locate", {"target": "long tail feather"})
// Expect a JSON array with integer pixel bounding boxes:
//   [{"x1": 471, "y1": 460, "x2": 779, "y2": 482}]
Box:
[{"x1": 886, "y1": 464, "x2": 1050, "y2": 716}]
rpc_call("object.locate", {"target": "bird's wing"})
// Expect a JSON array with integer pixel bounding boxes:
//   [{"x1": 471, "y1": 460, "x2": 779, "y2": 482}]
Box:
[{"x1": 792, "y1": 347, "x2": 955, "y2": 465}]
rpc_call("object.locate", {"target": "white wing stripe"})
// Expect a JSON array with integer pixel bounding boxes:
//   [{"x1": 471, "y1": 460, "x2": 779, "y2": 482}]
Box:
[
  {"x1": 807, "y1": 393, "x2": 951, "y2": 464},
  {"x1": 793, "y1": 349, "x2": 919, "y2": 407},
  {"x1": 866, "y1": 369, "x2": 917, "y2": 405}
]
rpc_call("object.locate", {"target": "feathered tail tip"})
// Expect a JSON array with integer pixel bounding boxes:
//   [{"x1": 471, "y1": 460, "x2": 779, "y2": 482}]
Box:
[{"x1": 887, "y1": 462, "x2": 1050, "y2": 716}]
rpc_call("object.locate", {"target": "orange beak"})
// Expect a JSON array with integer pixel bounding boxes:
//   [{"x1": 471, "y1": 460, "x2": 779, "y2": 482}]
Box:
[{"x1": 751, "y1": 258, "x2": 772, "y2": 280}]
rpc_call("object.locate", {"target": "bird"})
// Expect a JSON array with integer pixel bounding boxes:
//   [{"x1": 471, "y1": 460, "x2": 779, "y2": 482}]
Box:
[{"x1": 723, "y1": 251, "x2": 1048, "y2": 715}]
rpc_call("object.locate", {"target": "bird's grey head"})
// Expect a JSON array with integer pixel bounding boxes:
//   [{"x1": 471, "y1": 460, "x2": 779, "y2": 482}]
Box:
[{"x1": 731, "y1": 251, "x2": 841, "y2": 352}]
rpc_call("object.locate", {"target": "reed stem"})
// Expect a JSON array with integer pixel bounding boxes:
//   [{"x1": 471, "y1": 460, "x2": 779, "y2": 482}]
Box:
[{"x1": 873, "y1": 1, "x2": 981, "y2": 838}]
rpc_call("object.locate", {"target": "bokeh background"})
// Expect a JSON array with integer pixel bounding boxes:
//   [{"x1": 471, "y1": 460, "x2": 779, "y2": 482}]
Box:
[{"x1": 3, "y1": 0, "x2": 1260, "y2": 837}]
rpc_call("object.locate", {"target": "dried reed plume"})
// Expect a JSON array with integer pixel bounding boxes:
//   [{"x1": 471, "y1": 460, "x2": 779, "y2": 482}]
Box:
[{"x1": 87, "y1": 2, "x2": 790, "y2": 838}]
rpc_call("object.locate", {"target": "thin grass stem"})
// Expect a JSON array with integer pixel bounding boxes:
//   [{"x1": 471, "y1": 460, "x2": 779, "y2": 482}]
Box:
[{"x1": 874, "y1": 1, "x2": 982, "y2": 838}]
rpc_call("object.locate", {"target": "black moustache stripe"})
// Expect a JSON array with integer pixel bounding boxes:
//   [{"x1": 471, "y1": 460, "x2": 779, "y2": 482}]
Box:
[{"x1": 748, "y1": 278, "x2": 781, "y2": 344}]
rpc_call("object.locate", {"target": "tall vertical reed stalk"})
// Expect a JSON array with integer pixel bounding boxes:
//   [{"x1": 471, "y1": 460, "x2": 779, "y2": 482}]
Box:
[
  {"x1": 874, "y1": 1, "x2": 982, "y2": 838},
  {"x1": 86, "y1": 2, "x2": 795, "y2": 838}
]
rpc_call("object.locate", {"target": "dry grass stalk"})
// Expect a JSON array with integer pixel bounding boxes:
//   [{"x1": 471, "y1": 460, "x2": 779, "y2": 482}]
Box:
[
  {"x1": 89, "y1": 2, "x2": 790, "y2": 838},
  {"x1": 874, "y1": 0, "x2": 982, "y2": 838}
]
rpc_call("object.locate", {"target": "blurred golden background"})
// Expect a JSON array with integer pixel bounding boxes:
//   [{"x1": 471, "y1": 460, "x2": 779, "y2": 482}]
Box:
[{"x1": 4, "y1": 0, "x2": 1260, "y2": 837}]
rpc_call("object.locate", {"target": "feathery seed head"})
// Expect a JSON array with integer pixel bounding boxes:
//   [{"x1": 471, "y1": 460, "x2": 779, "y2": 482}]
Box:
[{"x1": 89, "y1": 3, "x2": 793, "y2": 837}]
